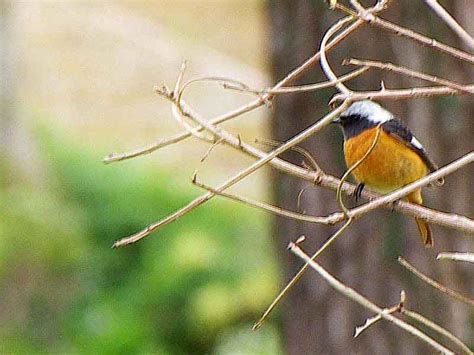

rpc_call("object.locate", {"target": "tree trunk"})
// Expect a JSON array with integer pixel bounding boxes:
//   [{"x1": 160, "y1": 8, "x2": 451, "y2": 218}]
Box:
[{"x1": 267, "y1": 1, "x2": 473, "y2": 353}]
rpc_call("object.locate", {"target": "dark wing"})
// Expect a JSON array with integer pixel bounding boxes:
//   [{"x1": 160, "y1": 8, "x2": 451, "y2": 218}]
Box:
[{"x1": 381, "y1": 119, "x2": 439, "y2": 173}]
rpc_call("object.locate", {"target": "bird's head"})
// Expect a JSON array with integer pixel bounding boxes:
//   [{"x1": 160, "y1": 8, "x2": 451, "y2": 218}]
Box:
[{"x1": 333, "y1": 100, "x2": 393, "y2": 139}]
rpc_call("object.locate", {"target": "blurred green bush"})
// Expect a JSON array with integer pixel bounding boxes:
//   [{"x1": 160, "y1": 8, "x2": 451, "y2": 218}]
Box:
[{"x1": 0, "y1": 123, "x2": 282, "y2": 354}]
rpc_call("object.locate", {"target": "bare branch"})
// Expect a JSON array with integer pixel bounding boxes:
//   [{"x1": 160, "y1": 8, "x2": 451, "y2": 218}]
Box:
[
  {"x1": 103, "y1": 19, "x2": 366, "y2": 164},
  {"x1": 289, "y1": 243, "x2": 454, "y2": 354},
  {"x1": 320, "y1": 16, "x2": 355, "y2": 95},
  {"x1": 437, "y1": 252, "x2": 474, "y2": 264},
  {"x1": 344, "y1": 58, "x2": 474, "y2": 93},
  {"x1": 354, "y1": 290, "x2": 405, "y2": 338},
  {"x1": 423, "y1": 0, "x2": 474, "y2": 50},
  {"x1": 224, "y1": 67, "x2": 369, "y2": 95},
  {"x1": 331, "y1": 84, "x2": 474, "y2": 103},
  {"x1": 112, "y1": 103, "x2": 349, "y2": 247},
  {"x1": 346, "y1": 152, "x2": 474, "y2": 230},
  {"x1": 398, "y1": 257, "x2": 474, "y2": 307},
  {"x1": 354, "y1": 289, "x2": 473, "y2": 354},
  {"x1": 346, "y1": 0, "x2": 474, "y2": 64},
  {"x1": 401, "y1": 308, "x2": 473, "y2": 355},
  {"x1": 192, "y1": 179, "x2": 339, "y2": 225},
  {"x1": 253, "y1": 219, "x2": 354, "y2": 330}
]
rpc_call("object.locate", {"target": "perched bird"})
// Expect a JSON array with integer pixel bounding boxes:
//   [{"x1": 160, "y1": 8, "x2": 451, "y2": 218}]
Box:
[{"x1": 333, "y1": 100, "x2": 440, "y2": 247}]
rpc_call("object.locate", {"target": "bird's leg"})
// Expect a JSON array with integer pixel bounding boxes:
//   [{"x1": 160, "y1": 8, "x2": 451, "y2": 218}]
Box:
[{"x1": 352, "y1": 183, "x2": 365, "y2": 203}]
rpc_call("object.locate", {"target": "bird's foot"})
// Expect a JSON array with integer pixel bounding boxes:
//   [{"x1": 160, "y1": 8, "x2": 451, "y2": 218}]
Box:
[{"x1": 352, "y1": 183, "x2": 365, "y2": 203}]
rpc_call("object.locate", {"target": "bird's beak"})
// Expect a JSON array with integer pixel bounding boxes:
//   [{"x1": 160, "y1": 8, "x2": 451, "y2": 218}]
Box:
[{"x1": 332, "y1": 117, "x2": 341, "y2": 124}]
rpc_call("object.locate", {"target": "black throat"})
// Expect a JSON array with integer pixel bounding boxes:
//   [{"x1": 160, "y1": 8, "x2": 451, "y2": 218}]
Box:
[{"x1": 339, "y1": 114, "x2": 380, "y2": 140}]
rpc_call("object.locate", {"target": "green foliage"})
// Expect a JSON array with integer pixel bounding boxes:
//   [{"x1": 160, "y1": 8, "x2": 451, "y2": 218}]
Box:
[{"x1": 0, "y1": 123, "x2": 282, "y2": 354}]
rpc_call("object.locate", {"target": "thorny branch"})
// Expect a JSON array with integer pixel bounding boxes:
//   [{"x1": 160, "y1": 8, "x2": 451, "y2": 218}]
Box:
[{"x1": 107, "y1": 0, "x2": 474, "y2": 350}]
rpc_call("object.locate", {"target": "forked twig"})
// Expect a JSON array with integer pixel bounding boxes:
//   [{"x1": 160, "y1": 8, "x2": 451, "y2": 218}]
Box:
[
  {"x1": 355, "y1": 290, "x2": 472, "y2": 354},
  {"x1": 103, "y1": 16, "x2": 369, "y2": 164},
  {"x1": 253, "y1": 125, "x2": 382, "y2": 329},
  {"x1": 355, "y1": 290, "x2": 405, "y2": 338},
  {"x1": 289, "y1": 243, "x2": 454, "y2": 354}
]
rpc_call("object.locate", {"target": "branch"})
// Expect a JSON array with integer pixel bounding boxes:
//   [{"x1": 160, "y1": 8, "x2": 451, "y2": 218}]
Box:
[
  {"x1": 344, "y1": 58, "x2": 474, "y2": 93},
  {"x1": 253, "y1": 219, "x2": 353, "y2": 330},
  {"x1": 224, "y1": 67, "x2": 369, "y2": 94},
  {"x1": 289, "y1": 242, "x2": 454, "y2": 354},
  {"x1": 192, "y1": 179, "x2": 339, "y2": 225},
  {"x1": 331, "y1": 84, "x2": 474, "y2": 102},
  {"x1": 103, "y1": 19, "x2": 366, "y2": 164},
  {"x1": 346, "y1": 152, "x2": 474, "y2": 231},
  {"x1": 112, "y1": 102, "x2": 350, "y2": 247},
  {"x1": 401, "y1": 308, "x2": 473, "y2": 355},
  {"x1": 437, "y1": 252, "x2": 474, "y2": 264},
  {"x1": 355, "y1": 291, "x2": 405, "y2": 338},
  {"x1": 319, "y1": 15, "x2": 355, "y2": 95},
  {"x1": 354, "y1": 290, "x2": 473, "y2": 354},
  {"x1": 398, "y1": 257, "x2": 474, "y2": 307},
  {"x1": 346, "y1": 0, "x2": 474, "y2": 64},
  {"x1": 423, "y1": 0, "x2": 474, "y2": 50}
]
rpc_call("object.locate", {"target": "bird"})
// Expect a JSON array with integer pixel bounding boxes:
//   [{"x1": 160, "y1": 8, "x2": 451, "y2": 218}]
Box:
[{"x1": 333, "y1": 100, "x2": 441, "y2": 247}]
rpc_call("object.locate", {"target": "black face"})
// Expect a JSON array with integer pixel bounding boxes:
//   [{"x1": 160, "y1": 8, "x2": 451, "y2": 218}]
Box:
[
  {"x1": 334, "y1": 113, "x2": 376, "y2": 140},
  {"x1": 335, "y1": 113, "x2": 363, "y2": 127}
]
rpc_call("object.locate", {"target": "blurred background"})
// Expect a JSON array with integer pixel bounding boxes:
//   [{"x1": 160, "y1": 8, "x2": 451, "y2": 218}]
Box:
[{"x1": 1, "y1": 0, "x2": 472, "y2": 354}]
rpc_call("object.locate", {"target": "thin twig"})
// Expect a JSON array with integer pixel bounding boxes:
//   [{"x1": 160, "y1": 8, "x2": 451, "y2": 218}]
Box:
[
  {"x1": 437, "y1": 252, "x2": 474, "y2": 264},
  {"x1": 398, "y1": 257, "x2": 474, "y2": 307},
  {"x1": 345, "y1": 0, "x2": 474, "y2": 64},
  {"x1": 289, "y1": 243, "x2": 454, "y2": 354},
  {"x1": 354, "y1": 290, "x2": 473, "y2": 354},
  {"x1": 319, "y1": 16, "x2": 355, "y2": 95},
  {"x1": 423, "y1": 0, "x2": 474, "y2": 50},
  {"x1": 401, "y1": 308, "x2": 473, "y2": 355},
  {"x1": 112, "y1": 103, "x2": 349, "y2": 247},
  {"x1": 253, "y1": 218, "x2": 353, "y2": 330},
  {"x1": 344, "y1": 58, "x2": 474, "y2": 93},
  {"x1": 337, "y1": 124, "x2": 382, "y2": 216},
  {"x1": 113, "y1": 129, "x2": 473, "y2": 247},
  {"x1": 224, "y1": 67, "x2": 369, "y2": 95},
  {"x1": 200, "y1": 138, "x2": 224, "y2": 163},
  {"x1": 103, "y1": 19, "x2": 367, "y2": 164},
  {"x1": 254, "y1": 138, "x2": 321, "y2": 172},
  {"x1": 192, "y1": 179, "x2": 339, "y2": 224},
  {"x1": 354, "y1": 290, "x2": 405, "y2": 338},
  {"x1": 331, "y1": 83, "x2": 474, "y2": 103}
]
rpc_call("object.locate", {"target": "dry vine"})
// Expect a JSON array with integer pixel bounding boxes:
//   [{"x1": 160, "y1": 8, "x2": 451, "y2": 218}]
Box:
[{"x1": 106, "y1": 0, "x2": 473, "y2": 352}]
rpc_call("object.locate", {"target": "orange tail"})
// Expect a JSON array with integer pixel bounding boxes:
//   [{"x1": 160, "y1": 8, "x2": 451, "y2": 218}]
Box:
[{"x1": 407, "y1": 190, "x2": 433, "y2": 248}]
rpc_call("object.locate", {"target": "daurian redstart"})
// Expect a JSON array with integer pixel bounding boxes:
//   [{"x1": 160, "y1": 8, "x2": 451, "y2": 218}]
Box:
[{"x1": 333, "y1": 100, "x2": 439, "y2": 247}]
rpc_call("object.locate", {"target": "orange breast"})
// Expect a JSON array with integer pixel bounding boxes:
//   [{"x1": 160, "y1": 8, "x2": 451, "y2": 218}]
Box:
[{"x1": 343, "y1": 128, "x2": 427, "y2": 193}]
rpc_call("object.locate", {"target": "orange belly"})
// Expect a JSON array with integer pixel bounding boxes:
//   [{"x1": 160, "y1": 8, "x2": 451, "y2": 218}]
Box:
[{"x1": 343, "y1": 128, "x2": 427, "y2": 193}]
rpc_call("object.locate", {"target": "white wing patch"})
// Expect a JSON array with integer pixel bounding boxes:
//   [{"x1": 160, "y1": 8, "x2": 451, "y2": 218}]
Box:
[{"x1": 411, "y1": 136, "x2": 424, "y2": 150}]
